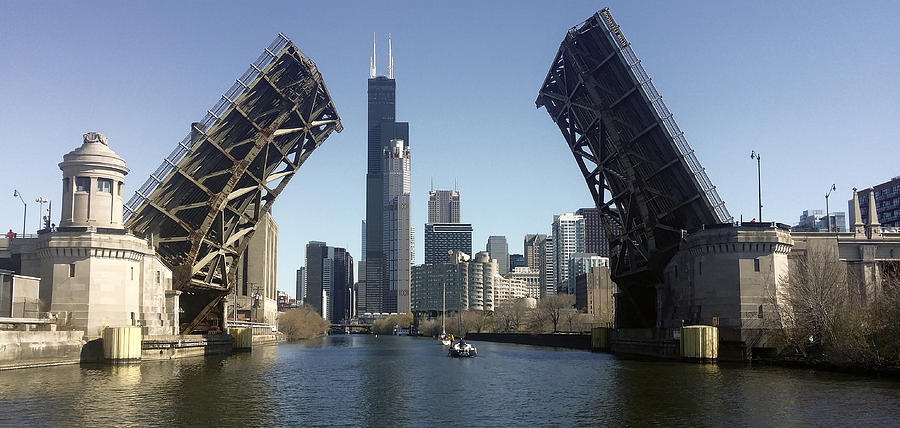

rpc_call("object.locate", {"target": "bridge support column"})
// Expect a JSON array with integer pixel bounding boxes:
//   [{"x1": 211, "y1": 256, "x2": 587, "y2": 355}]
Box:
[{"x1": 102, "y1": 326, "x2": 142, "y2": 363}]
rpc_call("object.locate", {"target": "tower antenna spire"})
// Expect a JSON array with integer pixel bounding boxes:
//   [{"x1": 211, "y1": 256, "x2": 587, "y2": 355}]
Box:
[
  {"x1": 388, "y1": 33, "x2": 394, "y2": 79},
  {"x1": 370, "y1": 32, "x2": 376, "y2": 78}
]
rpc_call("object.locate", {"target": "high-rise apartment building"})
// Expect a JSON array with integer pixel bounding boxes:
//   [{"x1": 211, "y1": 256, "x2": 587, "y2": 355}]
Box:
[
  {"x1": 305, "y1": 241, "x2": 354, "y2": 322},
  {"x1": 851, "y1": 176, "x2": 900, "y2": 229},
  {"x1": 410, "y1": 250, "x2": 498, "y2": 312},
  {"x1": 305, "y1": 241, "x2": 327, "y2": 315},
  {"x1": 509, "y1": 266, "x2": 541, "y2": 298},
  {"x1": 364, "y1": 35, "x2": 411, "y2": 314},
  {"x1": 509, "y1": 254, "x2": 526, "y2": 270},
  {"x1": 494, "y1": 275, "x2": 528, "y2": 304},
  {"x1": 424, "y1": 223, "x2": 473, "y2": 264},
  {"x1": 794, "y1": 209, "x2": 847, "y2": 232},
  {"x1": 574, "y1": 265, "x2": 616, "y2": 324},
  {"x1": 577, "y1": 207, "x2": 616, "y2": 257},
  {"x1": 356, "y1": 260, "x2": 366, "y2": 315},
  {"x1": 295, "y1": 267, "x2": 306, "y2": 305},
  {"x1": 428, "y1": 188, "x2": 460, "y2": 223},
  {"x1": 524, "y1": 234, "x2": 546, "y2": 270},
  {"x1": 525, "y1": 233, "x2": 557, "y2": 297},
  {"x1": 567, "y1": 253, "x2": 608, "y2": 295},
  {"x1": 486, "y1": 236, "x2": 509, "y2": 275},
  {"x1": 541, "y1": 236, "x2": 555, "y2": 298},
  {"x1": 466, "y1": 251, "x2": 498, "y2": 311},
  {"x1": 328, "y1": 247, "x2": 354, "y2": 323},
  {"x1": 553, "y1": 213, "x2": 585, "y2": 293},
  {"x1": 411, "y1": 263, "x2": 465, "y2": 313},
  {"x1": 383, "y1": 138, "x2": 412, "y2": 313}
]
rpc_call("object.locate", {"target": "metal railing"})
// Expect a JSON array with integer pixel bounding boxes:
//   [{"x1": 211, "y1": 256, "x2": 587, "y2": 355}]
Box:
[
  {"x1": 596, "y1": 9, "x2": 732, "y2": 224},
  {"x1": 124, "y1": 34, "x2": 292, "y2": 221}
]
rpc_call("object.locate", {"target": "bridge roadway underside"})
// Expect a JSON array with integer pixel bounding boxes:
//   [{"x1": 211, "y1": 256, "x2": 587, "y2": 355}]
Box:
[
  {"x1": 125, "y1": 35, "x2": 342, "y2": 334},
  {"x1": 536, "y1": 9, "x2": 732, "y2": 328}
]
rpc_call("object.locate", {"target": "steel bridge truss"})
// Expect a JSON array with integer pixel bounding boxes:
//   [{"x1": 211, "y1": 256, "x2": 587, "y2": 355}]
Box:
[
  {"x1": 124, "y1": 34, "x2": 342, "y2": 333},
  {"x1": 536, "y1": 9, "x2": 731, "y2": 326}
]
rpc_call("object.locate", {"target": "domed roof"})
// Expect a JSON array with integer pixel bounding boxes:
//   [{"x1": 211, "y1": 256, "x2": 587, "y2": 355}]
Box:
[{"x1": 58, "y1": 132, "x2": 129, "y2": 175}]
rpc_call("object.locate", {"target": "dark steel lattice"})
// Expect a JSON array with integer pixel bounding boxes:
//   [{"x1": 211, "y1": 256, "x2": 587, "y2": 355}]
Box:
[
  {"x1": 124, "y1": 34, "x2": 342, "y2": 333},
  {"x1": 536, "y1": 9, "x2": 731, "y2": 326}
]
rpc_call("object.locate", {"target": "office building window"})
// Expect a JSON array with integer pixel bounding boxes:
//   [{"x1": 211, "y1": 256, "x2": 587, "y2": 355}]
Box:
[
  {"x1": 69, "y1": 263, "x2": 75, "y2": 277},
  {"x1": 754, "y1": 258, "x2": 760, "y2": 272}
]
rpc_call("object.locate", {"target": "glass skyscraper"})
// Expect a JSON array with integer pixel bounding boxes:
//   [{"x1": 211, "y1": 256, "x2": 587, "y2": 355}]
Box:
[
  {"x1": 428, "y1": 189, "x2": 460, "y2": 223},
  {"x1": 364, "y1": 37, "x2": 411, "y2": 314}
]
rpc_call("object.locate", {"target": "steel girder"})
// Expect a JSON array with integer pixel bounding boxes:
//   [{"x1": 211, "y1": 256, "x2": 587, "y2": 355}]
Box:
[
  {"x1": 536, "y1": 9, "x2": 731, "y2": 326},
  {"x1": 124, "y1": 34, "x2": 342, "y2": 333}
]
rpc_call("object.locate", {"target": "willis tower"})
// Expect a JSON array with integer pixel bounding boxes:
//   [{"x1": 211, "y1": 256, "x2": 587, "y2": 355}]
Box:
[{"x1": 365, "y1": 34, "x2": 411, "y2": 314}]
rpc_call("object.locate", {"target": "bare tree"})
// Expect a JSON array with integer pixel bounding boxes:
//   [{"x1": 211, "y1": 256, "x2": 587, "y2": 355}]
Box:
[
  {"x1": 563, "y1": 308, "x2": 580, "y2": 332},
  {"x1": 494, "y1": 299, "x2": 529, "y2": 332},
  {"x1": 772, "y1": 247, "x2": 847, "y2": 358},
  {"x1": 278, "y1": 305, "x2": 330, "y2": 341},
  {"x1": 525, "y1": 307, "x2": 548, "y2": 333},
  {"x1": 538, "y1": 294, "x2": 575, "y2": 333},
  {"x1": 417, "y1": 318, "x2": 441, "y2": 337},
  {"x1": 372, "y1": 313, "x2": 413, "y2": 335}
]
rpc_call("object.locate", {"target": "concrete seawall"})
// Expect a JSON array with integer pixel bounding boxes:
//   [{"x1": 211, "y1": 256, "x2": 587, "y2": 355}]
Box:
[
  {"x1": 466, "y1": 333, "x2": 591, "y2": 350},
  {"x1": 0, "y1": 330, "x2": 85, "y2": 370}
]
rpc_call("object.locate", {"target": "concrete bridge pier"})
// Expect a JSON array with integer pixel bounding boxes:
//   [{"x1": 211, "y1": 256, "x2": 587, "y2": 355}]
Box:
[{"x1": 102, "y1": 326, "x2": 142, "y2": 363}]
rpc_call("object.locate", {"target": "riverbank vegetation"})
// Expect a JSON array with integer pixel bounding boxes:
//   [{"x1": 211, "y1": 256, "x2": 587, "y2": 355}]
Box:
[
  {"x1": 278, "y1": 306, "x2": 329, "y2": 341},
  {"x1": 771, "y1": 249, "x2": 899, "y2": 369},
  {"x1": 418, "y1": 294, "x2": 605, "y2": 337},
  {"x1": 371, "y1": 313, "x2": 413, "y2": 335}
]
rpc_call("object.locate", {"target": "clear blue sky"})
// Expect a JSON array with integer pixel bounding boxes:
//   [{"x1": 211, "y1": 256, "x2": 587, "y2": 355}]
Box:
[{"x1": 2, "y1": 1, "x2": 898, "y2": 296}]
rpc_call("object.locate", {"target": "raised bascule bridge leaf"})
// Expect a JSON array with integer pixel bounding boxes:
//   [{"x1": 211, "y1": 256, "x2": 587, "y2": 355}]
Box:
[
  {"x1": 125, "y1": 34, "x2": 342, "y2": 333},
  {"x1": 536, "y1": 9, "x2": 731, "y2": 327}
]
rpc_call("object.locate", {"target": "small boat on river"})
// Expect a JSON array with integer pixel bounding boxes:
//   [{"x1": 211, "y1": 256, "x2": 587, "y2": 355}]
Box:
[
  {"x1": 446, "y1": 270, "x2": 478, "y2": 358},
  {"x1": 440, "y1": 282, "x2": 452, "y2": 346},
  {"x1": 448, "y1": 339, "x2": 477, "y2": 358}
]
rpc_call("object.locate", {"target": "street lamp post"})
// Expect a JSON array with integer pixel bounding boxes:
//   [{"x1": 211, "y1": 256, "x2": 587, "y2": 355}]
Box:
[
  {"x1": 35, "y1": 197, "x2": 48, "y2": 231},
  {"x1": 251, "y1": 285, "x2": 262, "y2": 324},
  {"x1": 12, "y1": 190, "x2": 26, "y2": 236},
  {"x1": 750, "y1": 151, "x2": 762, "y2": 222},
  {"x1": 825, "y1": 184, "x2": 836, "y2": 232}
]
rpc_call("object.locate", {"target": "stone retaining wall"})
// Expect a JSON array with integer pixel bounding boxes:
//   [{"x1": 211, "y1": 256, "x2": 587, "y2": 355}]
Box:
[
  {"x1": 465, "y1": 333, "x2": 591, "y2": 350},
  {"x1": 0, "y1": 330, "x2": 85, "y2": 369}
]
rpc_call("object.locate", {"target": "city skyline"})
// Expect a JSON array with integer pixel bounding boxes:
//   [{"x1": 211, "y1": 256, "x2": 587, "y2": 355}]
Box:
[{"x1": 2, "y1": 2, "x2": 899, "y2": 296}]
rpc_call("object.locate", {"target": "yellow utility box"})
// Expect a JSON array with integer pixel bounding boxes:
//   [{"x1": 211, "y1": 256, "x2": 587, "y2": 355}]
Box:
[
  {"x1": 230, "y1": 327, "x2": 252, "y2": 350},
  {"x1": 591, "y1": 327, "x2": 609, "y2": 352}
]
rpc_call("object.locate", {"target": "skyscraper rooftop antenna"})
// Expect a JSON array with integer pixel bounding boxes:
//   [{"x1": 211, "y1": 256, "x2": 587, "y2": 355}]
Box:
[
  {"x1": 370, "y1": 32, "x2": 376, "y2": 78},
  {"x1": 388, "y1": 34, "x2": 394, "y2": 79}
]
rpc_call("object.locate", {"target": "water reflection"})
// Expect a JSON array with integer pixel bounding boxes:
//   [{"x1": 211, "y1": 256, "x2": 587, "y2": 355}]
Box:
[{"x1": 0, "y1": 338, "x2": 896, "y2": 426}]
